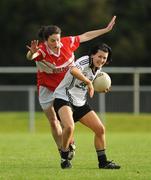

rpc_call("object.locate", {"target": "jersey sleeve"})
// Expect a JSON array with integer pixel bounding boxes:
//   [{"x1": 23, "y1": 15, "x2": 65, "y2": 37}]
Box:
[
  {"x1": 75, "y1": 56, "x2": 89, "y2": 72},
  {"x1": 69, "y1": 36, "x2": 80, "y2": 51},
  {"x1": 75, "y1": 62, "x2": 83, "y2": 71},
  {"x1": 62, "y1": 36, "x2": 80, "y2": 52}
]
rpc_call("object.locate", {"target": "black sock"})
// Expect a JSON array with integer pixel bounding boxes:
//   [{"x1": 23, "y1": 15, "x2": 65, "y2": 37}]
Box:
[
  {"x1": 96, "y1": 149, "x2": 107, "y2": 165},
  {"x1": 61, "y1": 150, "x2": 70, "y2": 160}
]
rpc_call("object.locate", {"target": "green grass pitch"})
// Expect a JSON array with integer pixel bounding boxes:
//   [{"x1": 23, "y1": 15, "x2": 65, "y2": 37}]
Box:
[{"x1": 0, "y1": 112, "x2": 151, "y2": 180}]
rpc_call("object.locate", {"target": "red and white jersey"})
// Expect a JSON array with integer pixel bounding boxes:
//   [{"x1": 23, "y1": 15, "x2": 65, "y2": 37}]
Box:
[{"x1": 32, "y1": 36, "x2": 80, "y2": 93}]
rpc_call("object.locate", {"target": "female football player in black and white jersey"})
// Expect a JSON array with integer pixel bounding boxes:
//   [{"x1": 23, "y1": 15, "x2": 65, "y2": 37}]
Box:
[{"x1": 53, "y1": 43, "x2": 120, "y2": 169}]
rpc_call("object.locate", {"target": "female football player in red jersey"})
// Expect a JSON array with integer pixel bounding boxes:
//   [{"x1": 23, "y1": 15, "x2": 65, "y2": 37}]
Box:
[{"x1": 26, "y1": 16, "x2": 116, "y2": 161}]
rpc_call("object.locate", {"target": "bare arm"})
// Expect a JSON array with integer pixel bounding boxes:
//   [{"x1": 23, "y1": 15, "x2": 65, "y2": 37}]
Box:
[
  {"x1": 79, "y1": 16, "x2": 116, "y2": 43},
  {"x1": 70, "y1": 66, "x2": 94, "y2": 98}
]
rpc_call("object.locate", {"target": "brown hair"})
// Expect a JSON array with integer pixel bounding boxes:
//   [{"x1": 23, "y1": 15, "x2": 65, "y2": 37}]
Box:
[{"x1": 38, "y1": 25, "x2": 61, "y2": 41}]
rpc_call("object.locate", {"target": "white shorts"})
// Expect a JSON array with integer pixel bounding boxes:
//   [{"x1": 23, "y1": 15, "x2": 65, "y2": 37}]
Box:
[{"x1": 39, "y1": 86, "x2": 54, "y2": 110}]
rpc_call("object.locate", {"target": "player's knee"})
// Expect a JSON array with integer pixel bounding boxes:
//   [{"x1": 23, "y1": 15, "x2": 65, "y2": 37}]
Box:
[
  {"x1": 101, "y1": 125, "x2": 105, "y2": 135},
  {"x1": 96, "y1": 125, "x2": 105, "y2": 136},
  {"x1": 49, "y1": 118, "x2": 60, "y2": 128}
]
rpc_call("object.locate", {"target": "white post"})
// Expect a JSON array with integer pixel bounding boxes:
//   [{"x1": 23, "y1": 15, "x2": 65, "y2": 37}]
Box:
[
  {"x1": 134, "y1": 72, "x2": 140, "y2": 115},
  {"x1": 28, "y1": 87, "x2": 35, "y2": 132}
]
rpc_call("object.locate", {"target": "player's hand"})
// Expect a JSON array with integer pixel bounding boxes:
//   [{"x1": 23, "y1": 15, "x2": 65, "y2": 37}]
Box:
[
  {"x1": 105, "y1": 16, "x2": 116, "y2": 32},
  {"x1": 26, "y1": 40, "x2": 39, "y2": 54},
  {"x1": 87, "y1": 81, "x2": 94, "y2": 98}
]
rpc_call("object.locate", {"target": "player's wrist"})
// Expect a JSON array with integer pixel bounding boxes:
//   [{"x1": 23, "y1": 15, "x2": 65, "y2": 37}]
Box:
[{"x1": 29, "y1": 50, "x2": 35, "y2": 54}]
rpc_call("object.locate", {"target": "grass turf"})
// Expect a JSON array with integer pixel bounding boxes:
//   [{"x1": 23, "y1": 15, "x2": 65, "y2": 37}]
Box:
[{"x1": 0, "y1": 112, "x2": 151, "y2": 179}]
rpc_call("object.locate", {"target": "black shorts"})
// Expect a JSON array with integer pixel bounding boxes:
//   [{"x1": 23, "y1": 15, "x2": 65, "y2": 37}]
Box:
[{"x1": 53, "y1": 98, "x2": 92, "y2": 122}]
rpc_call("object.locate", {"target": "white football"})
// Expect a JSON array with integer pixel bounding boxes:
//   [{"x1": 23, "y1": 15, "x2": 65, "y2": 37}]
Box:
[{"x1": 93, "y1": 72, "x2": 111, "y2": 92}]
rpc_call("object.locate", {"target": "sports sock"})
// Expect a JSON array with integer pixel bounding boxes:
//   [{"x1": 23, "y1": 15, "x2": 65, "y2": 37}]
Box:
[
  {"x1": 96, "y1": 149, "x2": 107, "y2": 165},
  {"x1": 61, "y1": 149, "x2": 70, "y2": 160}
]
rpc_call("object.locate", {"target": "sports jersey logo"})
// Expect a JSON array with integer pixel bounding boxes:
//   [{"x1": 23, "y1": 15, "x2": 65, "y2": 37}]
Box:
[{"x1": 53, "y1": 66, "x2": 69, "y2": 73}]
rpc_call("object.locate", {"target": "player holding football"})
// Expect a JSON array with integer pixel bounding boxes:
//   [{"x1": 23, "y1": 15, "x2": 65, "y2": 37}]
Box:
[
  {"x1": 26, "y1": 16, "x2": 116, "y2": 161},
  {"x1": 53, "y1": 43, "x2": 121, "y2": 169}
]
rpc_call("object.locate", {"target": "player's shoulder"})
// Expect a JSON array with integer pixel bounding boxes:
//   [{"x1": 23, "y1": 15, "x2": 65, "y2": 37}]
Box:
[
  {"x1": 96, "y1": 68, "x2": 102, "y2": 75},
  {"x1": 61, "y1": 36, "x2": 79, "y2": 44},
  {"x1": 75, "y1": 55, "x2": 89, "y2": 66}
]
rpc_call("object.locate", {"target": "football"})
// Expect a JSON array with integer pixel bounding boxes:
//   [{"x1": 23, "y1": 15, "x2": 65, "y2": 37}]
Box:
[{"x1": 93, "y1": 72, "x2": 111, "y2": 92}]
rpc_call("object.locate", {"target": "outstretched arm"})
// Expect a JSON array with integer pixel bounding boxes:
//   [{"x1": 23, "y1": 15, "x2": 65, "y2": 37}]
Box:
[
  {"x1": 79, "y1": 16, "x2": 116, "y2": 43},
  {"x1": 70, "y1": 66, "x2": 94, "y2": 98}
]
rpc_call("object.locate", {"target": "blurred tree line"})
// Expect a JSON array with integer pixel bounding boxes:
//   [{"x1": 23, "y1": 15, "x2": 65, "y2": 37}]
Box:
[{"x1": 1, "y1": 0, "x2": 151, "y2": 84}]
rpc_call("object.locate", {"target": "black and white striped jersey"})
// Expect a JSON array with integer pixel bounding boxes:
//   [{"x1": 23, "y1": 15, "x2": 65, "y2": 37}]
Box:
[{"x1": 53, "y1": 55, "x2": 102, "y2": 106}]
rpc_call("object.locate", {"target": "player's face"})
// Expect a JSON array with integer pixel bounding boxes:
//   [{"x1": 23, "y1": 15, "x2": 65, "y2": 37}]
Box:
[
  {"x1": 92, "y1": 50, "x2": 108, "y2": 68},
  {"x1": 47, "y1": 34, "x2": 61, "y2": 51}
]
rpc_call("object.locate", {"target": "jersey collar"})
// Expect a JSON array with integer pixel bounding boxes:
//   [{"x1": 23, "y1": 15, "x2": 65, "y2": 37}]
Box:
[{"x1": 44, "y1": 41, "x2": 63, "y2": 57}]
